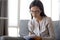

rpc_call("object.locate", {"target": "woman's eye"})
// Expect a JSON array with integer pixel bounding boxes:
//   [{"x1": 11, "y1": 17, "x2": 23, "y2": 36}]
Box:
[{"x1": 30, "y1": 10, "x2": 40, "y2": 13}]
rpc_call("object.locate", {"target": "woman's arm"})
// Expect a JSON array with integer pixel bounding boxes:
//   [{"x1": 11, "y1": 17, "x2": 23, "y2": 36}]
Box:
[
  {"x1": 42, "y1": 17, "x2": 55, "y2": 40},
  {"x1": 28, "y1": 20, "x2": 42, "y2": 40},
  {"x1": 28, "y1": 20, "x2": 36, "y2": 36}
]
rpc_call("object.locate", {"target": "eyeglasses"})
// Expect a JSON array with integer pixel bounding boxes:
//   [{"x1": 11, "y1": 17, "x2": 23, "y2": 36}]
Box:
[{"x1": 30, "y1": 10, "x2": 41, "y2": 14}]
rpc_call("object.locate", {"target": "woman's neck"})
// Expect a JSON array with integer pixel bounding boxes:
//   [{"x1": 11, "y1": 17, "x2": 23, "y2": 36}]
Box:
[{"x1": 35, "y1": 16, "x2": 43, "y2": 23}]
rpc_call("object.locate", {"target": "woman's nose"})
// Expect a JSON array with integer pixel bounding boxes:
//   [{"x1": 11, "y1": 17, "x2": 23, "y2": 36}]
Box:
[{"x1": 33, "y1": 14, "x2": 37, "y2": 17}]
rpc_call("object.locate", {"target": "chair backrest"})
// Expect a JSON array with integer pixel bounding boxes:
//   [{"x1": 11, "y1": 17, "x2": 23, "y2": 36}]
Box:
[
  {"x1": 53, "y1": 21, "x2": 60, "y2": 40},
  {"x1": 19, "y1": 20, "x2": 29, "y2": 37},
  {"x1": 19, "y1": 20, "x2": 60, "y2": 40}
]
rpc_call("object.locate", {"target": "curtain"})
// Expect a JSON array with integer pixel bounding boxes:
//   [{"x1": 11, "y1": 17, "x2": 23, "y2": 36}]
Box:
[{"x1": 0, "y1": 0, "x2": 8, "y2": 36}]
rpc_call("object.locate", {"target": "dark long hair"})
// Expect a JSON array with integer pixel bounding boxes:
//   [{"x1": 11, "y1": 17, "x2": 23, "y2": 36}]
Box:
[{"x1": 29, "y1": 0, "x2": 47, "y2": 19}]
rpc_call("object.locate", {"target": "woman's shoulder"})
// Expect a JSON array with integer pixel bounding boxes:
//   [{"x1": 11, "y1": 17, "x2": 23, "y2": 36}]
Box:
[
  {"x1": 44, "y1": 17, "x2": 52, "y2": 24},
  {"x1": 28, "y1": 19, "x2": 35, "y2": 25},
  {"x1": 45, "y1": 17, "x2": 52, "y2": 21}
]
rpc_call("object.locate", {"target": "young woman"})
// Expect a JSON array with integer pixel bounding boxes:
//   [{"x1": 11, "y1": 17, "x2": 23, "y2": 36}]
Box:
[{"x1": 24, "y1": 0, "x2": 55, "y2": 40}]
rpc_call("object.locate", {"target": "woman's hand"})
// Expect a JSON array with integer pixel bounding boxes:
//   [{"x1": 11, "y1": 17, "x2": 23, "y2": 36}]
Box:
[{"x1": 33, "y1": 36, "x2": 42, "y2": 40}]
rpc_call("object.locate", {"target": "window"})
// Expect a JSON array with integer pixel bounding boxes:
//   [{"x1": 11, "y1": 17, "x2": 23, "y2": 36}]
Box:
[
  {"x1": 8, "y1": 0, "x2": 19, "y2": 37},
  {"x1": 52, "y1": 0, "x2": 59, "y2": 21},
  {"x1": 20, "y1": 0, "x2": 33, "y2": 20},
  {"x1": 41, "y1": 0, "x2": 59, "y2": 21}
]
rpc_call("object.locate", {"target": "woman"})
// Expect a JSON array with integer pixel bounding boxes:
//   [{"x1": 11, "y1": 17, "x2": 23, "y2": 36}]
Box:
[{"x1": 24, "y1": 0, "x2": 55, "y2": 40}]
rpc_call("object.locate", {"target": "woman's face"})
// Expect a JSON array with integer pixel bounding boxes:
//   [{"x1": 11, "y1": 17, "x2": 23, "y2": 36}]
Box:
[{"x1": 30, "y1": 6, "x2": 42, "y2": 18}]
